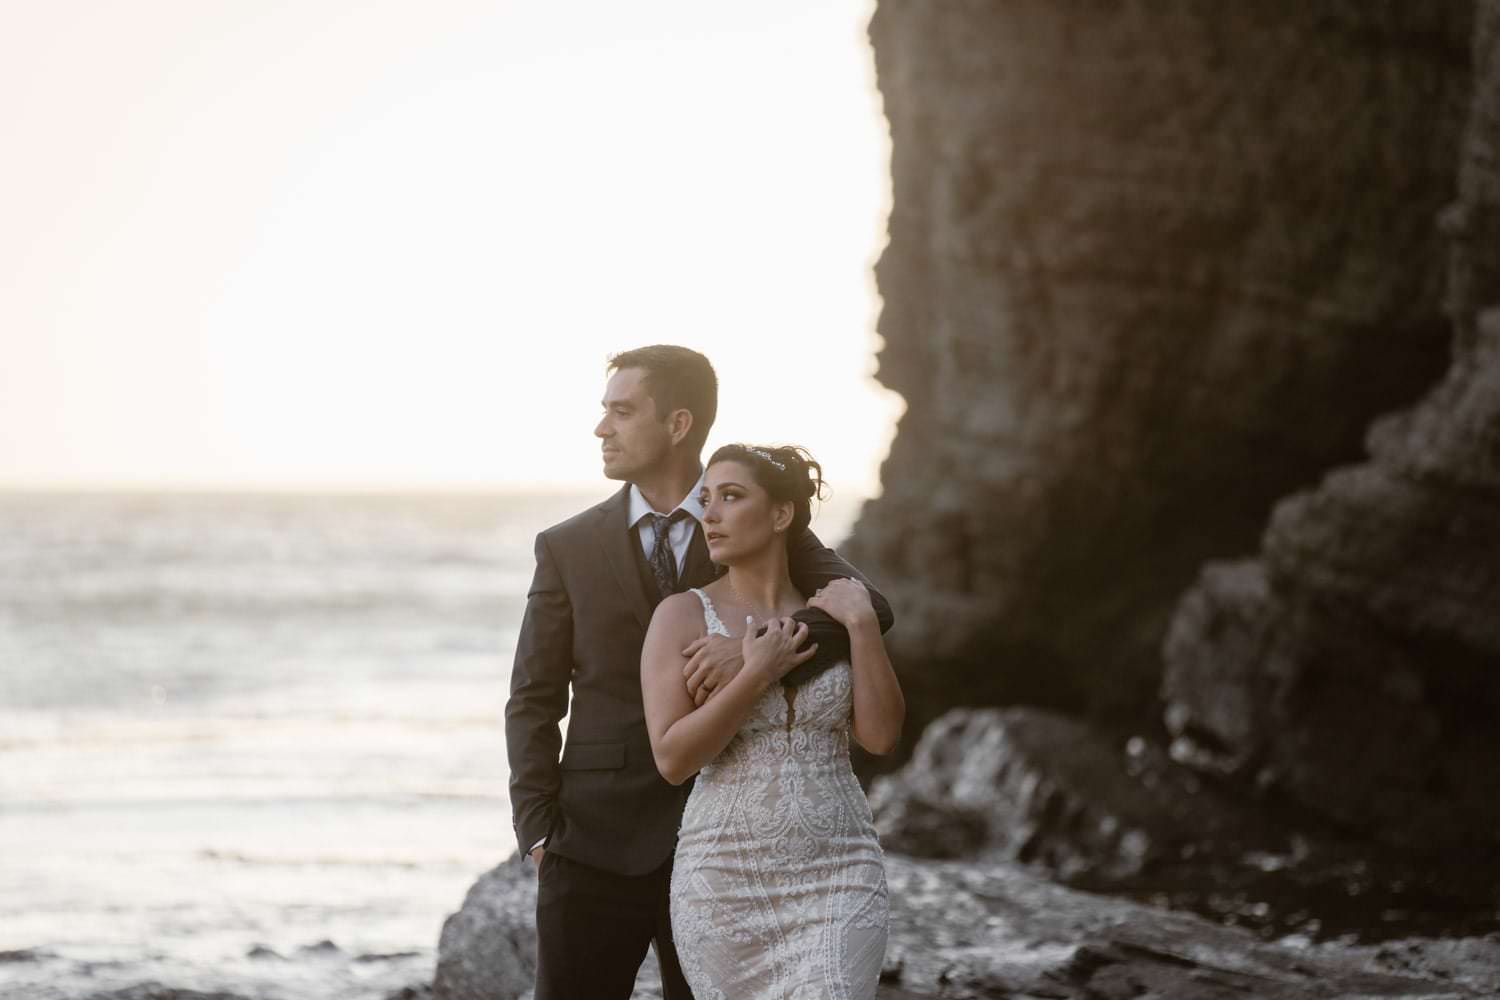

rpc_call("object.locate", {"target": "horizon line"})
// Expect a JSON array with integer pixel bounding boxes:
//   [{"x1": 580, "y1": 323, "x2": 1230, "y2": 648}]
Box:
[
  {"x1": 0, "y1": 480, "x2": 621, "y2": 497},
  {"x1": 0, "y1": 479, "x2": 884, "y2": 499}
]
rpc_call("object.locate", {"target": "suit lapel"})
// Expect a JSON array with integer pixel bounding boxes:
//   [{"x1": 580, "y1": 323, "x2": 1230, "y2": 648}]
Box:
[
  {"x1": 681, "y1": 521, "x2": 719, "y2": 590},
  {"x1": 596, "y1": 484, "x2": 654, "y2": 631}
]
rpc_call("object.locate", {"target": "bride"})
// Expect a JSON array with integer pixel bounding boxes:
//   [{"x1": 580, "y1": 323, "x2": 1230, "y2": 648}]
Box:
[{"x1": 640, "y1": 443, "x2": 904, "y2": 999}]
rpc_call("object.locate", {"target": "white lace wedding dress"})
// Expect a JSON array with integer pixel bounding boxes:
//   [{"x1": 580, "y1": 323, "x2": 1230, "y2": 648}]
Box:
[{"x1": 669, "y1": 588, "x2": 889, "y2": 999}]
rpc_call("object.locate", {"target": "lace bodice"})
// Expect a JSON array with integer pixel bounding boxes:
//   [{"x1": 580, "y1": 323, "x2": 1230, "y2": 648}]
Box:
[{"x1": 689, "y1": 586, "x2": 854, "y2": 741}]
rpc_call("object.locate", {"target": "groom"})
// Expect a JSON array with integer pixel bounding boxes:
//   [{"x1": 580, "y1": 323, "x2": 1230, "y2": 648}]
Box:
[{"x1": 504, "y1": 345, "x2": 893, "y2": 999}]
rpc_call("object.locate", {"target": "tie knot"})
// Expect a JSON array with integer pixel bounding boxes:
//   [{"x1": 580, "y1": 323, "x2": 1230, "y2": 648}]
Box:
[{"x1": 648, "y1": 509, "x2": 692, "y2": 531}]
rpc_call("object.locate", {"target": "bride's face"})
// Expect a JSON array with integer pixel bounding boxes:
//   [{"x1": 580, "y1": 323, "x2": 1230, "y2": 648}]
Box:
[{"x1": 699, "y1": 460, "x2": 792, "y2": 565}]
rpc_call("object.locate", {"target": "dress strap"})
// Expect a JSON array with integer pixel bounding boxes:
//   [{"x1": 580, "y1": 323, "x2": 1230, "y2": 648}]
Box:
[{"x1": 688, "y1": 587, "x2": 732, "y2": 638}]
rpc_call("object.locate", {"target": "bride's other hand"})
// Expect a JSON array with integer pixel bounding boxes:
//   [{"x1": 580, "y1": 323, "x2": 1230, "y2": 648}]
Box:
[
  {"x1": 742, "y1": 616, "x2": 817, "y2": 684},
  {"x1": 807, "y1": 578, "x2": 878, "y2": 632}
]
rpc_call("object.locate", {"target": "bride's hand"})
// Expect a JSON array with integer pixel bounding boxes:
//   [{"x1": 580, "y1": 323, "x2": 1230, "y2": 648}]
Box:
[
  {"x1": 741, "y1": 616, "x2": 817, "y2": 684},
  {"x1": 807, "y1": 578, "x2": 877, "y2": 631}
]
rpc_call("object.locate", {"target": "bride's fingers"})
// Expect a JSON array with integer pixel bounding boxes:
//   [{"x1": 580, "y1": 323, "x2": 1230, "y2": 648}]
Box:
[{"x1": 790, "y1": 642, "x2": 818, "y2": 665}]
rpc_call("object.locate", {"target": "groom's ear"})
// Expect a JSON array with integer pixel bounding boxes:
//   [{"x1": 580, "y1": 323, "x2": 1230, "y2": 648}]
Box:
[{"x1": 667, "y1": 408, "x2": 694, "y2": 447}]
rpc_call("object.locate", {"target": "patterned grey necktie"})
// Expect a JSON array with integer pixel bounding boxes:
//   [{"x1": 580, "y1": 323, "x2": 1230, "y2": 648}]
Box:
[{"x1": 646, "y1": 509, "x2": 691, "y2": 599}]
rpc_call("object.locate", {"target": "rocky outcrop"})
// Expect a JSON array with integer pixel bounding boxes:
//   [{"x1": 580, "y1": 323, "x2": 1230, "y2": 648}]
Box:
[
  {"x1": 871, "y1": 707, "x2": 1500, "y2": 942},
  {"x1": 849, "y1": 1, "x2": 1473, "y2": 735},
  {"x1": 431, "y1": 853, "x2": 666, "y2": 1000},
  {"x1": 1161, "y1": 0, "x2": 1500, "y2": 852},
  {"x1": 867, "y1": 707, "x2": 1291, "y2": 880},
  {"x1": 430, "y1": 850, "x2": 1500, "y2": 1000},
  {"x1": 432, "y1": 854, "x2": 543, "y2": 1000},
  {"x1": 878, "y1": 856, "x2": 1500, "y2": 999}
]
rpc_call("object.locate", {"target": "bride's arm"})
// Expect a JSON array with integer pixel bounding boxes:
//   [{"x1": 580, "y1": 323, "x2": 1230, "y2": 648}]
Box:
[
  {"x1": 642, "y1": 595, "x2": 817, "y2": 785},
  {"x1": 808, "y1": 579, "x2": 904, "y2": 755}
]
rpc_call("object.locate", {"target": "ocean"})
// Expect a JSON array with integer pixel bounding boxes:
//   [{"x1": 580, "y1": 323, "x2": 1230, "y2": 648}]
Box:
[{"x1": 0, "y1": 490, "x2": 861, "y2": 1000}]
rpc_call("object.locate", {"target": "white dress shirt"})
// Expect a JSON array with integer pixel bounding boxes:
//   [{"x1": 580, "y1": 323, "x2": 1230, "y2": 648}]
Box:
[{"x1": 627, "y1": 470, "x2": 707, "y2": 572}]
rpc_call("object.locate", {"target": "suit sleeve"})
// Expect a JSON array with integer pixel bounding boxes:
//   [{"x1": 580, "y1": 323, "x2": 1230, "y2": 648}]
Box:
[
  {"x1": 785, "y1": 528, "x2": 894, "y2": 673},
  {"x1": 504, "y1": 531, "x2": 573, "y2": 855}
]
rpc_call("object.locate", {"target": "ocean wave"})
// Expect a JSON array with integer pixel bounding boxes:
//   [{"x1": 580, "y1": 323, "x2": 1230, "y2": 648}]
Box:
[{"x1": 194, "y1": 848, "x2": 469, "y2": 870}]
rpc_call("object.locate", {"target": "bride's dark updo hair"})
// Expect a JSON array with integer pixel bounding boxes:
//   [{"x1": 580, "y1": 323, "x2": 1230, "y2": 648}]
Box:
[{"x1": 707, "y1": 444, "x2": 826, "y2": 538}]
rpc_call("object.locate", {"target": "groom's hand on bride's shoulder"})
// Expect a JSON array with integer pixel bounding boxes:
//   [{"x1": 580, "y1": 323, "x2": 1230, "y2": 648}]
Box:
[
  {"x1": 807, "y1": 578, "x2": 878, "y2": 632},
  {"x1": 682, "y1": 633, "x2": 745, "y2": 706}
]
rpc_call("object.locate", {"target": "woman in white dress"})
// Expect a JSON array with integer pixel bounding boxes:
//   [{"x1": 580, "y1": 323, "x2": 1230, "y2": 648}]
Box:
[{"x1": 641, "y1": 444, "x2": 905, "y2": 1000}]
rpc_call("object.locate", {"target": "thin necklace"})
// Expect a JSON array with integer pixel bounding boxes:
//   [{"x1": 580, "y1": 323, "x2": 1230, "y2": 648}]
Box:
[{"x1": 727, "y1": 579, "x2": 777, "y2": 625}]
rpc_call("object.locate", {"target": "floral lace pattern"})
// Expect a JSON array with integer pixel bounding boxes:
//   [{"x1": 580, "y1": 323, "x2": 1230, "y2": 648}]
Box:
[{"x1": 670, "y1": 589, "x2": 889, "y2": 999}]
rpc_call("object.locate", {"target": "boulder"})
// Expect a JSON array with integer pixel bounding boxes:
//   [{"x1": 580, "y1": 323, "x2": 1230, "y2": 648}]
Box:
[
  {"x1": 432, "y1": 853, "x2": 538, "y2": 1000},
  {"x1": 431, "y1": 852, "x2": 662, "y2": 1000}
]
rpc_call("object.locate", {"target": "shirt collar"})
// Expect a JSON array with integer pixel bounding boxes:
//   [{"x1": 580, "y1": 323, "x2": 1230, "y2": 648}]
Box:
[{"x1": 628, "y1": 469, "x2": 707, "y2": 529}]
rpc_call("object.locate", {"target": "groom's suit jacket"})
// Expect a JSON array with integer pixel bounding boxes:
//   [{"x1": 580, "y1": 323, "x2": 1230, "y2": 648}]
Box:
[{"x1": 505, "y1": 483, "x2": 893, "y2": 877}]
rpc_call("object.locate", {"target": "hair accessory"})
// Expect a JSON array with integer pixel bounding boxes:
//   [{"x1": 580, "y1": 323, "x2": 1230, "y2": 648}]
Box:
[{"x1": 749, "y1": 448, "x2": 786, "y2": 471}]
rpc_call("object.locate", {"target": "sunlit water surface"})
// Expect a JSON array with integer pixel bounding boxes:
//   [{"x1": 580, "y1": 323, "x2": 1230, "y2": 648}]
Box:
[{"x1": 0, "y1": 491, "x2": 861, "y2": 999}]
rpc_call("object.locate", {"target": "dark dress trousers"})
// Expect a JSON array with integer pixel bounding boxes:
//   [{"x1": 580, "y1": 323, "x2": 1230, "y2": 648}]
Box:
[{"x1": 504, "y1": 483, "x2": 893, "y2": 998}]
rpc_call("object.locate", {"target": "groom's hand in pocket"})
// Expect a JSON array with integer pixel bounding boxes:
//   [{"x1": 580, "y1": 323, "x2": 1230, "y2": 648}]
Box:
[{"x1": 682, "y1": 633, "x2": 745, "y2": 706}]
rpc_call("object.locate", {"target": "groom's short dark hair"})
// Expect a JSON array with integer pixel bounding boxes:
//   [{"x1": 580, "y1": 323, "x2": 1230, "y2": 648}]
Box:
[{"x1": 608, "y1": 345, "x2": 718, "y2": 453}]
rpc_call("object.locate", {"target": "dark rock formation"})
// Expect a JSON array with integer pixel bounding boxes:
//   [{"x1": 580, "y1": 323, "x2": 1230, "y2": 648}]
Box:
[
  {"x1": 850, "y1": 1, "x2": 1472, "y2": 736},
  {"x1": 872, "y1": 707, "x2": 1500, "y2": 942},
  {"x1": 432, "y1": 853, "x2": 541, "y2": 1000},
  {"x1": 867, "y1": 707, "x2": 1289, "y2": 879},
  {"x1": 1161, "y1": 0, "x2": 1500, "y2": 853}
]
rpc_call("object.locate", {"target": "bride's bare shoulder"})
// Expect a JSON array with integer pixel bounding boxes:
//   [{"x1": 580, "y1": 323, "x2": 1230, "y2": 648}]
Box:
[{"x1": 648, "y1": 591, "x2": 708, "y2": 634}]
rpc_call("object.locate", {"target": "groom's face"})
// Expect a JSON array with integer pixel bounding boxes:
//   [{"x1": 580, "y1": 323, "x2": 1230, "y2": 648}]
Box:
[{"x1": 596, "y1": 367, "x2": 674, "y2": 482}]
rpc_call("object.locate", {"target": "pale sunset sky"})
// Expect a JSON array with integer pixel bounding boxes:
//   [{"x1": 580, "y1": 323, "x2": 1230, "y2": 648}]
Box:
[{"x1": 1, "y1": 1, "x2": 902, "y2": 494}]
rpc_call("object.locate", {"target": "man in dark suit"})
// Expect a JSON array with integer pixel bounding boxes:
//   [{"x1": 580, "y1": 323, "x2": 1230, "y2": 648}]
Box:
[{"x1": 504, "y1": 345, "x2": 892, "y2": 999}]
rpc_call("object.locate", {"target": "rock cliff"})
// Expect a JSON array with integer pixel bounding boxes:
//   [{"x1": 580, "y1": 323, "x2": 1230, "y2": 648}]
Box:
[
  {"x1": 851, "y1": 0, "x2": 1500, "y2": 858},
  {"x1": 849, "y1": 0, "x2": 1473, "y2": 734},
  {"x1": 1161, "y1": 0, "x2": 1500, "y2": 852}
]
